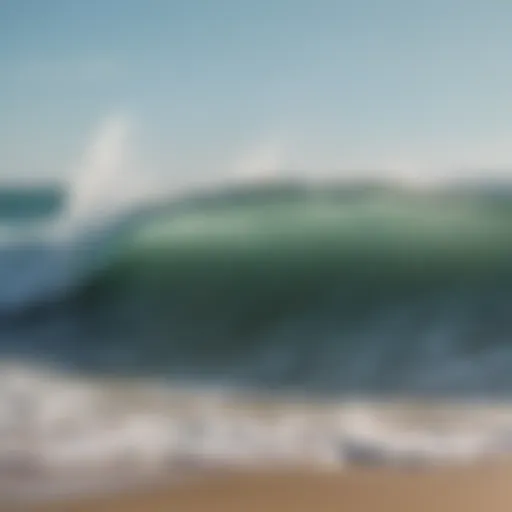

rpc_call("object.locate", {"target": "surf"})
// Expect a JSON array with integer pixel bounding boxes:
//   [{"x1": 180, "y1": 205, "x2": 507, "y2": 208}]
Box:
[
  {"x1": 1, "y1": 179, "x2": 512, "y2": 503},
  {"x1": 1, "y1": 118, "x2": 512, "y2": 498},
  {"x1": 0, "y1": 180, "x2": 511, "y2": 395}
]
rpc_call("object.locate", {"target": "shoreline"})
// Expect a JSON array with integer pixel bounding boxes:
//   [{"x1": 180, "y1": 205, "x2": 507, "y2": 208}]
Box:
[{"x1": 6, "y1": 461, "x2": 512, "y2": 512}]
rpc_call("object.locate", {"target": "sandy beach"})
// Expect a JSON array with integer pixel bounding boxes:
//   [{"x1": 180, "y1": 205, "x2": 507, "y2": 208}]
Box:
[{"x1": 9, "y1": 462, "x2": 511, "y2": 512}]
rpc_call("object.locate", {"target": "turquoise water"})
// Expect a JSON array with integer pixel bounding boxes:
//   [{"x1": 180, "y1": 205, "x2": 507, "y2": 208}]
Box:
[
  {"x1": 0, "y1": 184, "x2": 62, "y2": 223},
  {"x1": 1, "y1": 183, "x2": 512, "y2": 397}
]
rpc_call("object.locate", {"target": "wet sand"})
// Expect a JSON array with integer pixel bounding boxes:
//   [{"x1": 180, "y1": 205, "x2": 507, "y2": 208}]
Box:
[{"x1": 11, "y1": 462, "x2": 512, "y2": 512}]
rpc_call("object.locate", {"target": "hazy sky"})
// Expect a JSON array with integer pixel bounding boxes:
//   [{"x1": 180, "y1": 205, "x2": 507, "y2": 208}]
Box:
[{"x1": 2, "y1": 1, "x2": 512, "y2": 187}]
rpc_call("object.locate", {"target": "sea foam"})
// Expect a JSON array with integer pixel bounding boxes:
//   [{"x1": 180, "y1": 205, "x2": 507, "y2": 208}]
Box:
[{"x1": 0, "y1": 362, "x2": 512, "y2": 503}]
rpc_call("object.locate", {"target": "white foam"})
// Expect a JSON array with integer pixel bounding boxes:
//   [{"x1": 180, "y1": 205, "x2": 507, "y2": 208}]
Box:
[{"x1": 1, "y1": 362, "x2": 512, "y2": 501}]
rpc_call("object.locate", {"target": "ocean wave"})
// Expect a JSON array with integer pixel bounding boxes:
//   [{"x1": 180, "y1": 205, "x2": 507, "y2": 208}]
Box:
[
  {"x1": 0, "y1": 183, "x2": 512, "y2": 500},
  {"x1": 0, "y1": 183, "x2": 511, "y2": 396}
]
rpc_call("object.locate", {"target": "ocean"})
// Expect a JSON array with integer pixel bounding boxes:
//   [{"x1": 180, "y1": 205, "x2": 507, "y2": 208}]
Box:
[{"x1": 1, "y1": 179, "x2": 512, "y2": 501}]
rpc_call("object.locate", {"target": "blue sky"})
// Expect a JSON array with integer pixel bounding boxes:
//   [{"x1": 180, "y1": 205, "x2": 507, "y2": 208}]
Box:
[{"x1": 2, "y1": 1, "x2": 512, "y2": 187}]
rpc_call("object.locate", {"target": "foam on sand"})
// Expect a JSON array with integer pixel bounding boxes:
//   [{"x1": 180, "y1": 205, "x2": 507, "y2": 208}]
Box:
[{"x1": 1, "y1": 363, "x2": 512, "y2": 504}]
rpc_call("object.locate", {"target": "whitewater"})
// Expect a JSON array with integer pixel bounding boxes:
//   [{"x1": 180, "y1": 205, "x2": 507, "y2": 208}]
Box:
[{"x1": 2, "y1": 125, "x2": 512, "y2": 502}]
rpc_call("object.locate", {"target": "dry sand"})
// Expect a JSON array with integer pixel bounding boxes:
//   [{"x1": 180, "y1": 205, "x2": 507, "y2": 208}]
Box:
[{"x1": 8, "y1": 462, "x2": 512, "y2": 512}]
